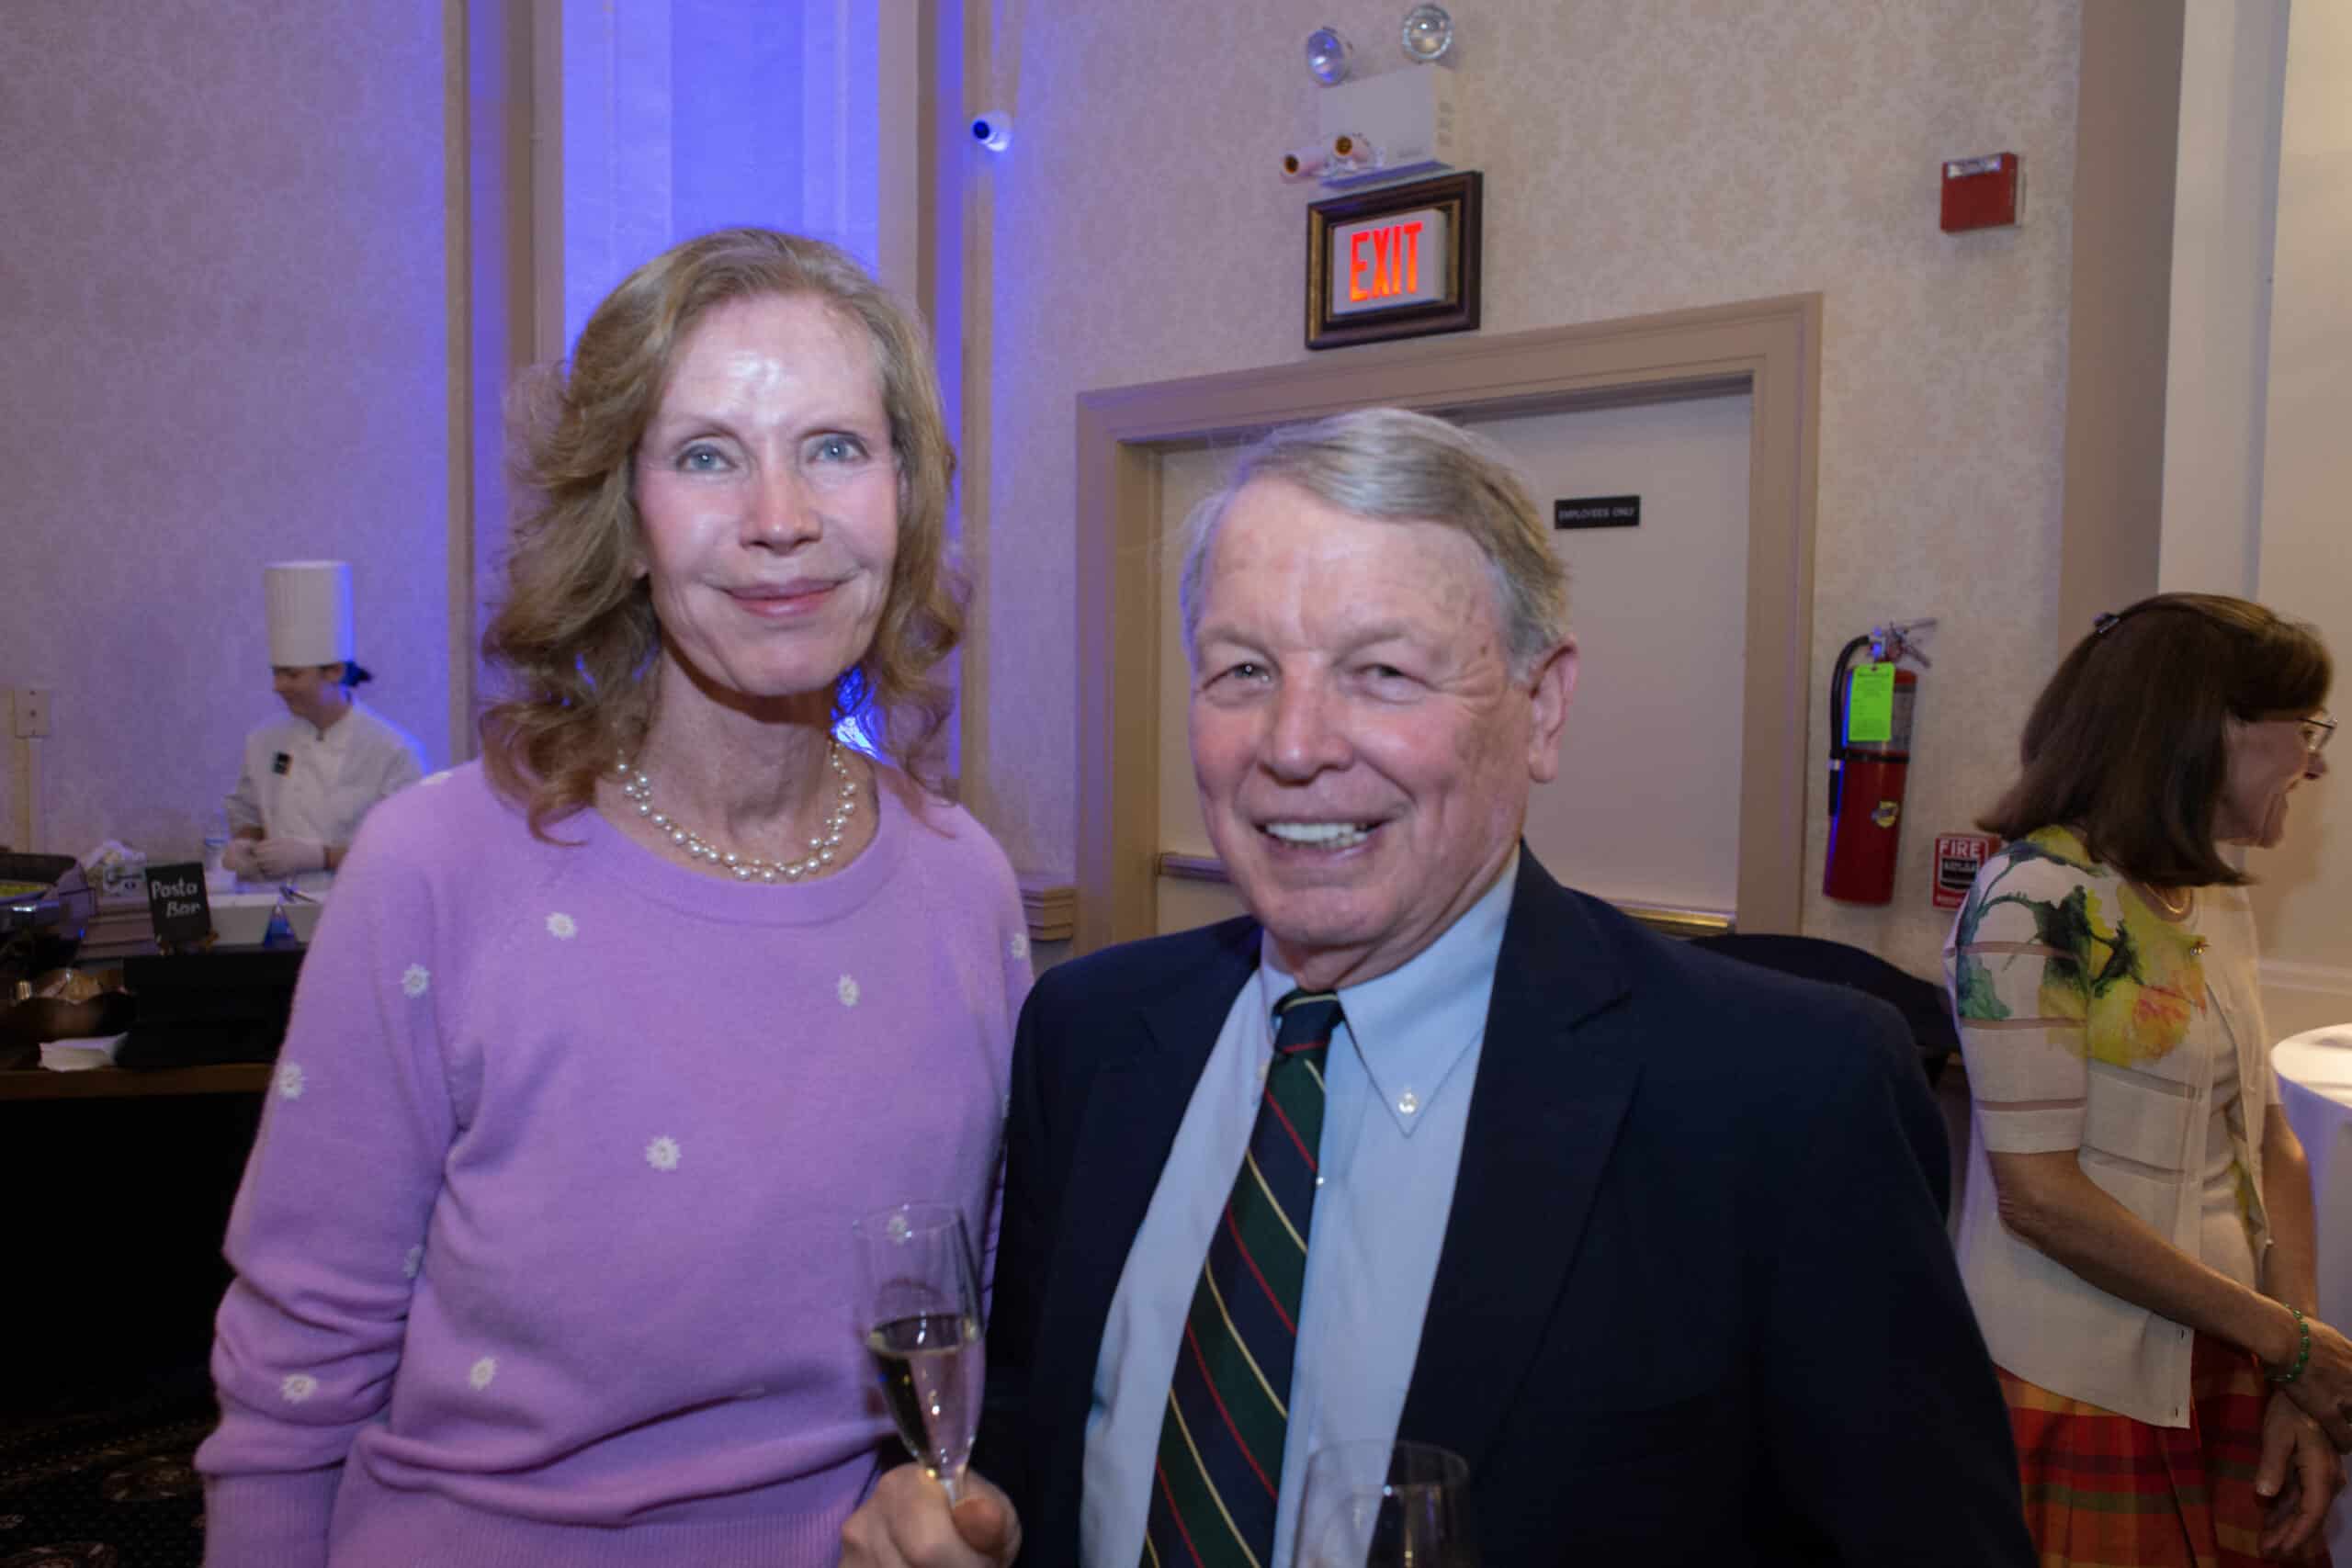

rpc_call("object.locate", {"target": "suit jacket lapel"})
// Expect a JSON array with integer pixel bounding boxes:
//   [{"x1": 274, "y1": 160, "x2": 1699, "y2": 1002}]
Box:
[
  {"x1": 1396, "y1": 853, "x2": 1638, "y2": 1472},
  {"x1": 1033, "y1": 919, "x2": 1261, "y2": 1503}
]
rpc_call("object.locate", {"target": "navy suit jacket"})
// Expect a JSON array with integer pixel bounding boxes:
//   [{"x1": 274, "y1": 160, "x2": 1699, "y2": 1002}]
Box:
[{"x1": 977, "y1": 854, "x2": 2032, "y2": 1565}]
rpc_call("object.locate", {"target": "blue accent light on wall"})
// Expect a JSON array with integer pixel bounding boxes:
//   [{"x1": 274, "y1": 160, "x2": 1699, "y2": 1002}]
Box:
[{"x1": 672, "y1": 0, "x2": 803, "y2": 239}]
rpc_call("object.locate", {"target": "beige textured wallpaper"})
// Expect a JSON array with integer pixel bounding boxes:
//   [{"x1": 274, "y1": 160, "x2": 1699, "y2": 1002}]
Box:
[
  {"x1": 966, "y1": 0, "x2": 2082, "y2": 979},
  {"x1": 0, "y1": 3, "x2": 451, "y2": 863}
]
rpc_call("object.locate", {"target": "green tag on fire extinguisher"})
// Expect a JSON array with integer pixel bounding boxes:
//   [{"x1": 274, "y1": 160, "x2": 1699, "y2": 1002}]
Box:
[{"x1": 1847, "y1": 662, "x2": 1895, "y2": 743}]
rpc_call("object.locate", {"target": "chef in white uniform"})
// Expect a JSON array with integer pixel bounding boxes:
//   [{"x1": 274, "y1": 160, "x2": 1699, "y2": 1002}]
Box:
[{"x1": 221, "y1": 560, "x2": 427, "y2": 891}]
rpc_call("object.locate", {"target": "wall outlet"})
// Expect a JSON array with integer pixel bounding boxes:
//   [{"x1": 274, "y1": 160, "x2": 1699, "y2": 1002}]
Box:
[{"x1": 12, "y1": 686, "x2": 51, "y2": 739}]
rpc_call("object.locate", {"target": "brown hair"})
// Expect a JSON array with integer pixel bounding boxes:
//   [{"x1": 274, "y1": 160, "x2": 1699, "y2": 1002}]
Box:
[
  {"x1": 1981, "y1": 593, "x2": 2331, "y2": 886},
  {"x1": 480, "y1": 229, "x2": 963, "y2": 837}
]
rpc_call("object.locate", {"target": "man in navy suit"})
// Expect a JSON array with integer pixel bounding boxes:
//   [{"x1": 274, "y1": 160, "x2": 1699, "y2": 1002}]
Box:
[{"x1": 844, "y1": 408, "x2": 2031, "y2": 1566}]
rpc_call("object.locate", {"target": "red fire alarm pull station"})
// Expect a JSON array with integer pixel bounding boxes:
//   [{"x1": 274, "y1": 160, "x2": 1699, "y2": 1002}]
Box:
[
  {"x1": 1932, "y1": 833, "x2": 2002, "y2": 910},
  {"x1": 1941, "y1": 152, "x2": 2022, "y2": 232}
]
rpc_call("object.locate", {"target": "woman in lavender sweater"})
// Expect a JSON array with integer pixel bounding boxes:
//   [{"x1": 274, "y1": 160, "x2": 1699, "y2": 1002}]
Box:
[{"x1": 196, "y1": 229, "x2": 1031, "y2": 1566}]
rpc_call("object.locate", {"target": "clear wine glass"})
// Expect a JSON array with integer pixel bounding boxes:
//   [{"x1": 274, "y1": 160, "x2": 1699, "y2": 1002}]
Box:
[
  {"x1": 852, "y1": 1201, "x2": 984, "y2": 1503},
  {"x1": 1295, "y1": 1439, "x2": 1475, "y2": 1568}
]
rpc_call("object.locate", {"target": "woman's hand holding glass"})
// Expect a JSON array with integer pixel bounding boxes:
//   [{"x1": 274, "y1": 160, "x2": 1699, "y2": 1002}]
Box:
[{"x1": 854, "y1": 1202, "x2": 985, "y2": 1503}]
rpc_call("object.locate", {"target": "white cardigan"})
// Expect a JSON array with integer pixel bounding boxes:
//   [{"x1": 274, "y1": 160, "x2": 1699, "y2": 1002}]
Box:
[{"x1": 1943, "y1": 833, "x2": 2275, "y2": 1428}]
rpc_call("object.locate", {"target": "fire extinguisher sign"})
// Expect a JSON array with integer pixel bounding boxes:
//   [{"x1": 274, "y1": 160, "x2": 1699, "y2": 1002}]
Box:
[{"x1": 1932, "y1": 833, "x2": 2000, "y2": 910}]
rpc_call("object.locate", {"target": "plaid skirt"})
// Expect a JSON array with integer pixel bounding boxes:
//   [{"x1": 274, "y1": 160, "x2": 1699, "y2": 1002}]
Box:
[{"x1": 2000, "y1": 1335, "x2": 2333, "y2": 1567}]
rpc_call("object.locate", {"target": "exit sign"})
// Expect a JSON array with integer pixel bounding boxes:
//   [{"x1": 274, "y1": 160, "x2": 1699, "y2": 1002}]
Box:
[
  {"x1": 1306, "y1": 171, "x2": 1482, "y2": 351},
  {"x1": 1329, "y1": 207, "x2": 1449, "y2": 315}
]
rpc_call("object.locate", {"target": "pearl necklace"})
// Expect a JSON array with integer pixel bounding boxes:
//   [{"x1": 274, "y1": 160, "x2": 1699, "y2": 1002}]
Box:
[{"x1": 615, "y1": 739, "x2": 858, "y2": 882}]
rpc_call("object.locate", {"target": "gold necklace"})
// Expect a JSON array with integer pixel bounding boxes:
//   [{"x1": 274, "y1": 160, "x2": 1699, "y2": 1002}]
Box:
[{"x1": 2145, "y1": 883, "x2": 2192, "y2": 919}]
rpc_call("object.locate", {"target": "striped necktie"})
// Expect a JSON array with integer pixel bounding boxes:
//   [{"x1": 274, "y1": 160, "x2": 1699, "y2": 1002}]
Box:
[{"x1": 1141, "y1": 987, "x2": 1343, "y2": 1568}]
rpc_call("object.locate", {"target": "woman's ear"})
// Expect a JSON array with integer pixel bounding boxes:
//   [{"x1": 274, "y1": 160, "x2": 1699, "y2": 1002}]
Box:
[{"x1": 623, "y1": 477, "x2": 650, "y2": 581}]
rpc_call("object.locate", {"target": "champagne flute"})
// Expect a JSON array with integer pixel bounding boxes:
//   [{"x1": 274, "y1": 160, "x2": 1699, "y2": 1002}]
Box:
[
  {"x1": 1295, "y1": 1439, "x2": 1475, "y2": 1568},
  {"x1": 853, "y1": 1201, "x2": 984, "y2": 1503}
]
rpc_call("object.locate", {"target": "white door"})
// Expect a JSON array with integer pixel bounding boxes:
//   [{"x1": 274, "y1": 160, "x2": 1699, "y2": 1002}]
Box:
[
  {"x1": 1150, "y1": 392, "x2": 1753, "y2": 932},
  {"x1": 1484, "y1": 393, "x2": 1752, "y2": 917}
]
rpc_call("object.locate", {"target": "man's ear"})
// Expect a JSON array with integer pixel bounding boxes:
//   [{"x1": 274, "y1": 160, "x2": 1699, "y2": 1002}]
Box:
[{"x1": 1524, "y1": 639, "x2": 1579, "y2": 784}]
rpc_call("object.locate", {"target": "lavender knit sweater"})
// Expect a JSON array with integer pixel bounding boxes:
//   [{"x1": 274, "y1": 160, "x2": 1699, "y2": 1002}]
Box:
[{"x1": 196, "y1": 761, "x2": 1030, "y2": 1566}]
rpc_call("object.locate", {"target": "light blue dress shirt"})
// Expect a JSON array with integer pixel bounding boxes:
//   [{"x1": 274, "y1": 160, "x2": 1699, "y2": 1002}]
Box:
[{"x1": 1079, "y1": 856, "x2": 1517, "y2": 1568}]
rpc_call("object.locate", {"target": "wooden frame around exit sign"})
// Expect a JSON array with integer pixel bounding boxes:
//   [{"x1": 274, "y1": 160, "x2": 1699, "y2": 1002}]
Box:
[{"x1": 1306, "y1": 171, "x2": 1482, "y2": 351}]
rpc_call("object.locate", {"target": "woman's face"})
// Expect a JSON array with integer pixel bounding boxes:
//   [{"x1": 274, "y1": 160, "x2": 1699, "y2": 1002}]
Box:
[
  {"x1": 2214, "y1": 709, "x2": 2329, "y2": 848},
  {"x1": 631, "y1": 292, "x2": 899, "y2": 711},
  {"x1": 272, "y1": 664, "x2": 346, "y2": 728}
]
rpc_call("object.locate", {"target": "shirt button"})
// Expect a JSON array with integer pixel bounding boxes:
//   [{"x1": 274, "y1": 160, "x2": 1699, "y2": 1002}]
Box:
[
  {"x1": 1396, "y1": 1089, "x2": 1419, "y2": 1116},
  {"x1": 1315, "y1": 1175, "x2": 1326, "y2": 1190}
]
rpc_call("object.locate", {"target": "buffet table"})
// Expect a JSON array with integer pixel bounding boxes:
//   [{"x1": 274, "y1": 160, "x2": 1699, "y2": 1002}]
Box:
[
  {"x1": 2269, "y1": 1023, "x2": 2352, "y2": 1561},
  {"x1": 0, "y1": 1063, "x2": 267, "y2": 1404},
  {"x1": 0, "y1": 942, "x2": 299, "y2": 1406},
  {"x1": 2273, "y1": 1025, "x2": 2352, "y2": 1328},
  {"x1": 0, "y1": 1062, "x2": 271, "y2": 1100}
]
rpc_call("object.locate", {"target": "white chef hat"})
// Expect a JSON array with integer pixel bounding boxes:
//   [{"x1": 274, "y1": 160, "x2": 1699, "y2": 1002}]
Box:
[{"x1": 265, "y1": 560, "x2": 356, "y2": 668}]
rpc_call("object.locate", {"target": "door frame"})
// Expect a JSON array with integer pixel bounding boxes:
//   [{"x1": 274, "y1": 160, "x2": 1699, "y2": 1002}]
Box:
[{"x1": 1073, "y1": 293, "x2": 1822, "y2": 953}]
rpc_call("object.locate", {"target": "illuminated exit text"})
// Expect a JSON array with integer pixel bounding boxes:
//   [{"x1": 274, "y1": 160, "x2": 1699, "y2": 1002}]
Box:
[{"x1": 1328, "y1": 205, "x2": 1450, "y2": 316}]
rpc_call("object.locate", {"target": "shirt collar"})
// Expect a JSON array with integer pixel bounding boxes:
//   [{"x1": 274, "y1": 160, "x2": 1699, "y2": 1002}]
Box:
[
  {"x1": 300, "y1": 700, "x2": 358, "y2": 750},
  {"x1": 1257, "y1": 852, "x2": 1519, "y2": 1134}
]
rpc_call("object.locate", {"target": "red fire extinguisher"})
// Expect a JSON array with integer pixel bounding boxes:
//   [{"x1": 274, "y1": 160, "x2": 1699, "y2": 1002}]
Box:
[{"x1": 1824, "y1": 621, "x2": 1933, "y2": 905}]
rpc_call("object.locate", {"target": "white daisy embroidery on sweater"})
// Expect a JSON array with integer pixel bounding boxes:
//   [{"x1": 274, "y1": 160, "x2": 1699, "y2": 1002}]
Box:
[
  {"x1": 1010, "y1": 931, "x2": 1029, "y2": 962},
  {"x1": 546, "y1": 912, "x2": 577, "y2": 940},
  {"x1": 401, "y1": 964, "x2": 430, "y2": 998},
  {"x1": 276, "y1": 1064, "x2": 306, "y2": 1100},
  {"x1": 281, "y1": 1373, "x2": 318, "y2": 1404},
  {"x1": 469, "y1": 1357, "x2": 497, "y2": 1390},
  {"x1": 646, "y1": 1135, "x2": 681, "y2": 1172},
  {"x1": 837, "y1": 975, "x2": 860, "y2": 1008}
]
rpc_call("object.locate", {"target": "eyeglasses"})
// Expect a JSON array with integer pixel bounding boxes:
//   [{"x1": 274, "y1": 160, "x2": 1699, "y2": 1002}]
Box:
[{"x1": 2302, "y1": 712, "x2": 2336, "y2": 756}]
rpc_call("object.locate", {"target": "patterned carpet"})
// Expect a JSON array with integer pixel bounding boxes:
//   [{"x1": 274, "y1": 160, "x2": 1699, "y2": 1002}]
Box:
[{"x1": 0, "y1": 1371, "x2": 215, "y2": 1568}]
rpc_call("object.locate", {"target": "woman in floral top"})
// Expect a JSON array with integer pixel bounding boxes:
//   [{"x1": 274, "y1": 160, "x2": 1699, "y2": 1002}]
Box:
[{"x1": 1947, "y1": 593, "x2": 2339, "y2": 1566}]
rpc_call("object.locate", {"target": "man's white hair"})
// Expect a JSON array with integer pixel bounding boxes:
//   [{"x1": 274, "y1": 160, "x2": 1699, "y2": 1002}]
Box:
[{"x1": 1176, "y1": 407, "x2": 1571, "y2": 680}]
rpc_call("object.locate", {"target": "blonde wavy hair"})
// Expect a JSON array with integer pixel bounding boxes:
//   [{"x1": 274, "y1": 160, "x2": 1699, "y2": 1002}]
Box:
[{"x1": 481, "y1": 229, "x2": 964, "y2": 838}]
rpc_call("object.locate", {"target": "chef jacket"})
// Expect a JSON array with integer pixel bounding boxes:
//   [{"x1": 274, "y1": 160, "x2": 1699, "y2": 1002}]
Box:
[{"x1": 226, "y1": 701, "x2": 426, "y2": 889}]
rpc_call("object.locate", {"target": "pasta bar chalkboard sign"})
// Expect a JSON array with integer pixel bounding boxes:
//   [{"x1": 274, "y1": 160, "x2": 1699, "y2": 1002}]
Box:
[{"x1": 144, "y1": 862, "x2": 212, "y2": 951}]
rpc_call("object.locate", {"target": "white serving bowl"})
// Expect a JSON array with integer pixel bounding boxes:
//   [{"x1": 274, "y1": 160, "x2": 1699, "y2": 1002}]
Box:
[
  {"x1": 206, "y1": 888, "x2": 328, "y2": 947},
  {"x1": 208, "y1": 892, "x2": 280, "y2": 946},
  {"x1": 282, "y1": 897, "x2": 324, "y2": 943}
]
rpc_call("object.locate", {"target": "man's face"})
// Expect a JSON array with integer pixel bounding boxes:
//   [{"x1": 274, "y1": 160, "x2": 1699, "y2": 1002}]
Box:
[{"x1": 1187, "y1": 479, "x2": 1576, "y2": 991}]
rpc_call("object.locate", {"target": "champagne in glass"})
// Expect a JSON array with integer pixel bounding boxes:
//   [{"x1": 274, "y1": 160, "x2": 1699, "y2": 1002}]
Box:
[
  {"x1": 1295, "y1": 1439, "x2": 1476, "y2": 1568},
  {"x1": 854, "y1": 1202, "x2": 984, "y2": 1502}
]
